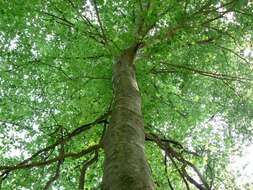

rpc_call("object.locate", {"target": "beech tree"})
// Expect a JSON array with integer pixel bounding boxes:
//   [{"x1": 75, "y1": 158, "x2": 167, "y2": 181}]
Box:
[{"x1": 0, "y1": 0, "x2": 253, "y2": 189}]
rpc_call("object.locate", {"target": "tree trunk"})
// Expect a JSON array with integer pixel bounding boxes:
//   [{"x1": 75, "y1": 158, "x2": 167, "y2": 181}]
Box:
[{"x1": 102, "y1": 45, "x2": 155, "y2": 190}]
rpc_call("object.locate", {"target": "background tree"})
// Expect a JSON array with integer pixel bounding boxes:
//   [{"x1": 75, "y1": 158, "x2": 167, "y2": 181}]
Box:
[{"x1": 0, "y1": 0, "x2": 253, "y2": 189}]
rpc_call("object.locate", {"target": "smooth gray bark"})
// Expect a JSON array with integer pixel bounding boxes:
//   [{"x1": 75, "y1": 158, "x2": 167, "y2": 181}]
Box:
[{"x1": 102, "y1": 45, "x2": 155, "y2": 190}]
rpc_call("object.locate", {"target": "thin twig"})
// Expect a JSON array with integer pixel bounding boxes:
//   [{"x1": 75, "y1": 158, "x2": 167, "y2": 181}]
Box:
[
  {"x1": 79, "y1": 151, "x2": 99, "y2": 190},
  {"x1": 92, "y1": 0, "x2": 108, "y2": 45},
  {"x1": 0, "y1": 144, "x2": 100, "y2": 172}
]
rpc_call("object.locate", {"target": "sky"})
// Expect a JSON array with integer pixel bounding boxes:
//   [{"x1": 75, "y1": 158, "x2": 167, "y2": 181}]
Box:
[{"x1": 229, "y1": 143, "x2": 253, "y2": 186}]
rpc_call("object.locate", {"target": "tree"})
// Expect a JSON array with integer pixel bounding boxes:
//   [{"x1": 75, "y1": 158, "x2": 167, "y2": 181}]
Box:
[{"x1": 0, "y1": 0, "x2": 253, "y2": 189}]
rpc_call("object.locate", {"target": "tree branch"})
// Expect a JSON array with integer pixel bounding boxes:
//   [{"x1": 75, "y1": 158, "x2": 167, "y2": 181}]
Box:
[
  {"x1": 43, "y1": 130, "x2": 65, "y2": 190},
  {"x1": 43, "y1": 160, "x2": 62, "y2": 190},
  {"x1": 79, "y1": 151, "x2": 99, "y2": 190},
  {"x1": 145, "y1": 132, "x2": 211, "y2": 190},
  {"x1": 164, "y1": 154, "x2": 175, "y2": 190},
  {"x1": 151, "y1": 62, "x2": 250, "y2": 82},
  {"x1": 0, "y1": 112, "x2": 110, "y2": 175},
  {"x1": 214, "y1": 44, "x2": 251, "y2": 65},
  {"x1": 0, "y1": 144, "x2": 100, "y2": 172},
  {"x1": 92, "y1": 0, "x2": 108, "y2": 45},
  {"x1": 40, "y1": 9, "x2": 105, "y2": 45}
]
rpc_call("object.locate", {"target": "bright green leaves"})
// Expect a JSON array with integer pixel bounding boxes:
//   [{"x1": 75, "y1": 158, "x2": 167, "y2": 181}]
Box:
[{"x1": 0, "y1": 0, "x2": 253, "y2": 189}]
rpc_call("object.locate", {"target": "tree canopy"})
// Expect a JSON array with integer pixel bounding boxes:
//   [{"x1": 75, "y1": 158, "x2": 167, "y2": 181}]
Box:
[{"x1": 0, "y1": 0, "x2": 253, "y2": 189}]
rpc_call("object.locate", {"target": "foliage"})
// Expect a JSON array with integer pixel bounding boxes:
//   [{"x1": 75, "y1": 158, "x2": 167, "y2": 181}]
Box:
[{"x1": 0, "y1": 0, "x2": 253, "y2": 189}]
